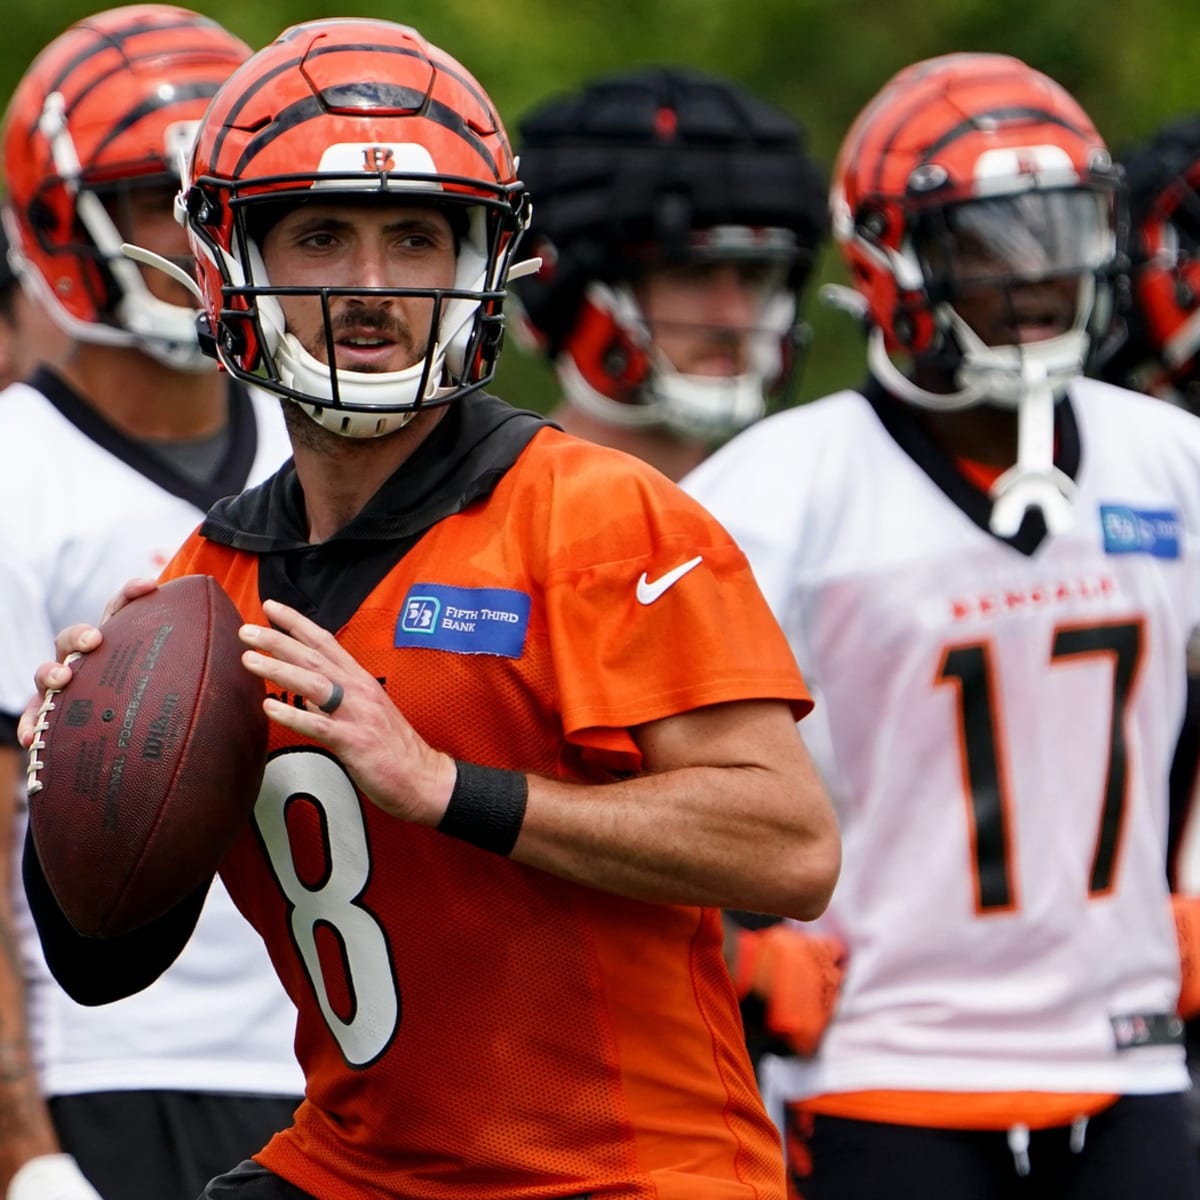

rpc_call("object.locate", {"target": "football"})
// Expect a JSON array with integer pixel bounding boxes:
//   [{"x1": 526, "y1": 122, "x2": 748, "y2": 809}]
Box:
[{"x1": 26, "y1": 575, "x2": 267, "y2": 938}]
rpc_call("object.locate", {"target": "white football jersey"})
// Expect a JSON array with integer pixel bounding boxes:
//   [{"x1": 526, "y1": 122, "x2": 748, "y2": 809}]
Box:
[
  {"x1": 685, "y1": 377, "x2": 1200, "y2": 1102},
  {"x1": 0, "y1": 373, "x2": 303, "y2": 1098}
]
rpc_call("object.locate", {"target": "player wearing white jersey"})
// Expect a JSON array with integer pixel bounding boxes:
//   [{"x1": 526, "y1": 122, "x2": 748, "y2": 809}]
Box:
[
  {"x1": 0, "y1": 376, "x2": 301, "y2": 1179},
  {"x1": 0, "y1": 9, "x2": 302, "y2": 1200},
  {"x1": 685, "y1": 53, "x2": 1200, "y2": 1200}
]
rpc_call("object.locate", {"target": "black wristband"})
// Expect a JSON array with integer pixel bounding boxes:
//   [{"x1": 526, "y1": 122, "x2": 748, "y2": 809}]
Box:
[{"x1": 437, "y1": 761, "x2": 528, "y2": 856}]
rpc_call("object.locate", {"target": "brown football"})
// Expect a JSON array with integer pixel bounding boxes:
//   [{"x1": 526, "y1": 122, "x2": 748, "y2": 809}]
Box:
[{"x1": 26, "y1": 575, "x2": 267, "y2": 938}]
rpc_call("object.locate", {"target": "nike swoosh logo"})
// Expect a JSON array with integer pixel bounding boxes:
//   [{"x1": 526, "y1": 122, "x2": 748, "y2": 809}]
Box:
[{"x1": 636, "y1": 555, "x2": 704, "y2": 605}]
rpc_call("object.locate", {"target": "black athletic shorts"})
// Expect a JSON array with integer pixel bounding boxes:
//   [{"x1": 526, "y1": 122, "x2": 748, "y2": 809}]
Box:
[
  {"x1": 201, "y1": 1161, "x2": 596, "y2": 1199},
  {"x1": 201, "y1": 1160, "x2": 316, "y2": 1199},
  {"x1": 49, "y1": 1089, "x2": 300, "y2": 1200},
  {"x1": 785, "y1": 1092, "x2": 1200, "y2": 1200}
]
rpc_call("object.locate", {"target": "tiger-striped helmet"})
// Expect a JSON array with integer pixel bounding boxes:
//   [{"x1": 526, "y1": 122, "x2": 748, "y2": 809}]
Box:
[
  {"x1": 1117, "y1": 115, "x2": 1200, "y2": 402},
  {"x1": 1, "y1": 5, "x2": 251, "y2": 370},
  {"x1": 830, "y1": 52, "x2": 1121, "y2": 409},
  {"x1": 184, "y1": 18, "x2": 530, "y2": 438}
]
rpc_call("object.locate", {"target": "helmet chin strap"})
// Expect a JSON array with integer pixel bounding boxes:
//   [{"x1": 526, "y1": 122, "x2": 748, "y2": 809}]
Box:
[
  {"x1": 951, "y1": 307, "x2": 1090, "y2": 410},
  {"x1": 646, "y1": 356, "x2": 767, "y2": 440},
  {"x1": 946, "y1": 310, "x2": 1083, "y2": 537},
  {"x1": 557, "y1": 280, "x2": 782, "y2": 439},
  {"x1": 866, "y1": 326, "x2": 984, "y2": 411},
  {"x1": 987, "y1": 356, "x2": 1076, "y2": 537}
]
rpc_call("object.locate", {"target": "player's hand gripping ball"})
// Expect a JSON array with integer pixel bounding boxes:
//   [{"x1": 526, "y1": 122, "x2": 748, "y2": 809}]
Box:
[{"x1": 26, "y1": 575, "x2": 267, "y2": 938}]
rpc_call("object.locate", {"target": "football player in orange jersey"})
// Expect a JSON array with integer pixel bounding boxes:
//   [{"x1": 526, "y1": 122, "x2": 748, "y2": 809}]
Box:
[
  {"x1": 511, "y1": 66, "x2": 828, "y2": 483},
  {"x1": 686, "y1": 53, "x2": 1200, "y2": 1200},
  {"x1": 14, "y1": 18, "x2": 840, "y2": 1200}
]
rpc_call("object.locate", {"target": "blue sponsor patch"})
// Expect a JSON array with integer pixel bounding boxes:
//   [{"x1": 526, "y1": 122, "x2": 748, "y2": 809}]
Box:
[
  {"x1": 394, "y1": 584, "x2": 531, "y2": 658},
  {"x1": 1099, "y1": 505, "x2": 1181, "y2": 559}
]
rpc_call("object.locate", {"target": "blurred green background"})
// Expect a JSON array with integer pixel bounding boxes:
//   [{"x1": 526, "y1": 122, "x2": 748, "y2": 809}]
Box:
[{"x1": 3, "y1": 0, "x2": 1199, "y2": 412}]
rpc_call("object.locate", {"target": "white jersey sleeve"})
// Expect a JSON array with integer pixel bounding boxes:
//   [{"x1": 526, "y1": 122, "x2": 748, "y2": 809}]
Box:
[{"x1": 0, "y1": 544, "x2": 56, "y2": 721}]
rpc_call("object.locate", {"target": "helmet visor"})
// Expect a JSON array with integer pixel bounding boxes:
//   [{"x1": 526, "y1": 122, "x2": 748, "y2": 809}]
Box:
[{"x1": 915, "y1": 190, "x2": 1115, "y2": 294}]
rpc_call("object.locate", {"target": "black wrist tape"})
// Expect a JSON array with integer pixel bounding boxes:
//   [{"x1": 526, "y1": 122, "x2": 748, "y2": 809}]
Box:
[{"x1": 437, "y1": 761, "x2": 528, "y2": 856}]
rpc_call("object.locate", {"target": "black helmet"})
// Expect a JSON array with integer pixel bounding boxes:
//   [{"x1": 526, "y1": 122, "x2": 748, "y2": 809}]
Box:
[{"x1": 513, "y1": 67, "x2": 828, "y2": 438}]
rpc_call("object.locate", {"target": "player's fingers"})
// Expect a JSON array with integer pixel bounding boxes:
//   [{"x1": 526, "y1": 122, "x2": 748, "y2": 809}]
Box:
[
  {"x1": 239, "y1": 623, "x2": 339, "y2": 682},
  {"x1": 262, "y1": 692, "x2": 361, "y2": 734},
  {"x1": 99, "y1": 576, "x2": 159, "y2": 623},
  {"x1": 240, "y1": 612, "x2": 366, "y2": 687},
  {"x1": 259, "y1": 598, "x2": 355, "y2": 665},
  {"x1": 17, "y1": 683, "x2": 50, "y2": 748},
  {"x1": 17, "y1": 648, "x2": 87, "y2": 748},
  {"x1": 51, "y1": 623, "x2": 102, "y2": 663},
  {"x1": 261, "y1": 695, "x2": 323, "y2": 737},
  {"x1": 242, "y1": 649, "x2": 340, "y2": 715}
]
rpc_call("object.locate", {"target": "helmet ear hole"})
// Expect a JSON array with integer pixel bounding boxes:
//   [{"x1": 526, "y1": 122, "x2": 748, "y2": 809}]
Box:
[
  {"x1": 217, "y1": 317, "x2": 250, "y2": 361},
  {"x1": 891, "y1": 311, "x2": 915, "y2": 348},
  {"x1": 27, "y1": 196, "x2": 59, "y2": 235},
  {"x1": 856, "y1": 207, "x2": 890, "y2": 244},
  {"x1": 602, "y1": 340, "x2": 632, "y2": 383},
  {"x1": 186, "y1": 185, "x2": 222, "y2": 229}
]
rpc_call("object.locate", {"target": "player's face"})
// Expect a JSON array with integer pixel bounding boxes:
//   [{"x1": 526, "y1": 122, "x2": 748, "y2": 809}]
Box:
[
  {"x1": 917, "y1": 191, "x2": 1105, "y2": 348},
  {"x1": 634, "y1": 259, "x2": 786, "y2": 376},
  {"x1": 260, "y1": 202, "x2": 457, "y2": 376},
  {"x1": 951, "y1": 272, "x2": 1079, "y2": 348}
]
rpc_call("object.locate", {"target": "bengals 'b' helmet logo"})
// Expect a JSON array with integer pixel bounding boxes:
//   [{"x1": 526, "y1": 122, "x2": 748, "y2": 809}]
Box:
[{"x1": 1, "y1": 5, "x2": 251, "y2": 366}]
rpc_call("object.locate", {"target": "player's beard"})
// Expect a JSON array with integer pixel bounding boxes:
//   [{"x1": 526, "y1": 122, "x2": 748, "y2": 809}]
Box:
[
  {"x1": 277, "y1": 360, "x2": 434, "y2": 456},
  {"x1": 280, "y1": 397, "x2": 334, "y2": 455}
]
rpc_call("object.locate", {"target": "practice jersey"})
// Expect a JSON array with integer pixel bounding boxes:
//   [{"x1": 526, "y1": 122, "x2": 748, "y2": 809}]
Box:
[
  {"x1": 159, "y1": 397, "x2": 810, "y2": 1200},
  {"x1": 684, "y1": 378, "x2": 1200, "y2": 1106},
  {"x1": 0, "y1": 369, "x2": 303, "y2": 1099}
]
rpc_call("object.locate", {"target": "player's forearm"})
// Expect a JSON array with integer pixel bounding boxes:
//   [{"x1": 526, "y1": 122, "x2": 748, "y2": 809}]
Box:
[
  {"x1": 427, "y1": 701, "x2": 840, "y2": 918},
  {"x1": 510, "y1": 763, "x2": 839, "y2": 919},
  {"x1": 371, "y1": 745, "x2": 839, "y2": 916}
]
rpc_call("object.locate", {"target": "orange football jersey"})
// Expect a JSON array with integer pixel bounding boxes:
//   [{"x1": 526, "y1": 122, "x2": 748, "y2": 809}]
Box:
[{"x1": 162, "y1": 419, "x2": 809, "y2": 1199}]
